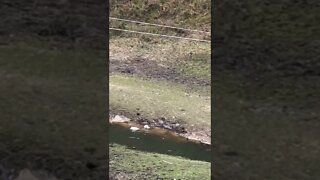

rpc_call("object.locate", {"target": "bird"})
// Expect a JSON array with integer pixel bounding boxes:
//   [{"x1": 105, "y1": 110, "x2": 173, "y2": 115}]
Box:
[
  {"x1": 143, "y1": 125, "x2": 150, "y2": 129},
  {"x1": 130, "y1": 127, "x2": 139, "y2": 132}
]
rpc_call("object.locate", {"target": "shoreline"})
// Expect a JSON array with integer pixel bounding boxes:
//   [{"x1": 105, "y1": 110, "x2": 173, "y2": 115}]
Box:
[{"x1": 109, "y1": 113, "x2": 211, "y2": 145}]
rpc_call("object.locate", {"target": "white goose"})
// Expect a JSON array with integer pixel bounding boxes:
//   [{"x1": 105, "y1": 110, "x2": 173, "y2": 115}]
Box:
[
  {"x1": 130, "y1": 126, "x2": 139, "y2": 132},
  {"x1": 143, "y1": 125, "x2": 150, "y2": 129}
]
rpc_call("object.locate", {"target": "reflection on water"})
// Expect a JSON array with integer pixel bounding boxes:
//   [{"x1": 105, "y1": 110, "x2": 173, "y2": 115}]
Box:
[{"x1": 110, "y1": 123, "x2": 211, "y2": 162}]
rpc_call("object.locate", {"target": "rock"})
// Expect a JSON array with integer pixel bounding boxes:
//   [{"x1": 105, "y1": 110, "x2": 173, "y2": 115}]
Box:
[
  {"x1": 163, "y1": 125, "x2": 172, "y2": 130},
  {"x1": 130, "y1": 127, "x2": 139, "y2": 132},
  {"x1": 110, "y1": 115, "x2": 131, "y2": 123},
  {"x1": 177, "y1": 127, "x2": 187, "y2": 133},
  {"x1": 143, "y1": 125, "x2": 150, "y2": 129}
]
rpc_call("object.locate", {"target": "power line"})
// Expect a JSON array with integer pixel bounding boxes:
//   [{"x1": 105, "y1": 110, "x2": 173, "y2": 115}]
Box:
[
  {"x1": 109, "y1": 27, "x2": 211, "y2": 43},
  {"x1": 109, "y1": 17, "x2": 210, "y2": 34}
]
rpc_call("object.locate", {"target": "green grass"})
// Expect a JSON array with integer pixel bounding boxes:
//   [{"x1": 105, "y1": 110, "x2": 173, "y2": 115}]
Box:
[
  {"x1": 110, "y1": 143, "x2": 211, "y2": 179},
  {"x1": 109, "y1": 37, "x2": 211, "y2": 80},
  {"x1": 110, "y1": 74, "x2": 210, "y2": 129},
  {"x1": 177, "y1": 52, "x2": 211, "y2": 79}
]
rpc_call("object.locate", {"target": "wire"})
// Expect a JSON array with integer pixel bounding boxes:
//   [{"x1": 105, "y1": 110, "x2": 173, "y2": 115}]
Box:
[
  {"x1": 109, "y1": 27, "x2": 211, "y2": 43},
  {"x1": 109, "y1": 17, "x2": 210, "y2": 34}
]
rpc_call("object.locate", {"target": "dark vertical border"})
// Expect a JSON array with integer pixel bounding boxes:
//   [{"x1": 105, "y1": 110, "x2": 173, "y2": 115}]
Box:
[
  {"x1": 105, "y1": 0, "x2": 110, "y2": 177},
  {"x1": 211, "y1": 0, "x2": 215, "y2": 179}
]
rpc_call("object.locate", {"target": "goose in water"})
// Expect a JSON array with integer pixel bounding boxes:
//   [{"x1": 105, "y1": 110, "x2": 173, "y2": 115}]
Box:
[
  {"x1": 130, "y1": 127, "x2": 139, "y2": 132},
  {"x1": 143, "y1": 125, "x2": 150, "y2": 129}
]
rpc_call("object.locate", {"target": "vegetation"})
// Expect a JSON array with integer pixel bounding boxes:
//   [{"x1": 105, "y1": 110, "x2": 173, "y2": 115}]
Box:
[
  {"x1": 109, "y1": 0, "x2": 211, "y2": 179},
  {"x1": 110, "y1": 74, "x2": 210, "y2": 128},
  {"x1": 110, "y1": 144, "x2": 210, "y2": 179},
  {"x1": 110, "y1": 0, "x2": 211, "y2": 30}
]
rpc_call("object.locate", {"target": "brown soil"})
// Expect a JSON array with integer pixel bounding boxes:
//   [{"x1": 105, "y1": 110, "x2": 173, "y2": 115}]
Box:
[{"x1": 110, "y1": 57, "x2": 211, "y2": 86}]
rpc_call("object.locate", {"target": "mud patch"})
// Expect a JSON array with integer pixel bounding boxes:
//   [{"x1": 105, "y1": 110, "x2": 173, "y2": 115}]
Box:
[{"x1": 109, "y1": 57, "x2": 210, "y2": 86}]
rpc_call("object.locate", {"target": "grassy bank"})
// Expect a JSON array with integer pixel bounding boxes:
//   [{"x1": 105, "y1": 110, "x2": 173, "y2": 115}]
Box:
[
  {"x1": 109, "y1": 143, "x2": 210, "y2": 179},
  {"x1": 110, "y1": 74, "x2": 210, "y2": 128}
]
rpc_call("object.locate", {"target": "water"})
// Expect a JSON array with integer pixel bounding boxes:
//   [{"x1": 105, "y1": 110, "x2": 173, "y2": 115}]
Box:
[{"x1": 109, "y1": 123, "x2": 211, "y2": 162}]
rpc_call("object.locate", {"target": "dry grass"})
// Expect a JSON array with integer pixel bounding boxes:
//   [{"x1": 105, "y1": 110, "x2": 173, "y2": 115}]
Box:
[{"x1": 110, "y1": 0, "x2": 211, "y2": 30}]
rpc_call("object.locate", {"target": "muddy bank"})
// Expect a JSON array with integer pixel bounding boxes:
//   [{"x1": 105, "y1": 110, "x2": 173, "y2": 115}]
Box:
[
  {"x1": 109, "y1": 112, "x2": 211, "y2": 145},
  {"x1": 110, "y1": 57, "x2": 211, "y2": 87}
]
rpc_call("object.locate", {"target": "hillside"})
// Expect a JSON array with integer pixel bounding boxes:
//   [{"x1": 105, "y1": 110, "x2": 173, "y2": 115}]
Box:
[{"x1": 109, "y1": 0, "x2": 212, "y2": 179}]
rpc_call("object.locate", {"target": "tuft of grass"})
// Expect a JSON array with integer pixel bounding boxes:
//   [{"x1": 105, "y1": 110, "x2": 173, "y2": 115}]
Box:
[{"x1": 110, "y1": 143, "x2": 211, "y2": 179}]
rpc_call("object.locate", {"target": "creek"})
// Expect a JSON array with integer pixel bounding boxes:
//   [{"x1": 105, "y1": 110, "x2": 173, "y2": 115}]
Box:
[{"x1": 110, "y1": 123, "x2": 211, "y2": 162}]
